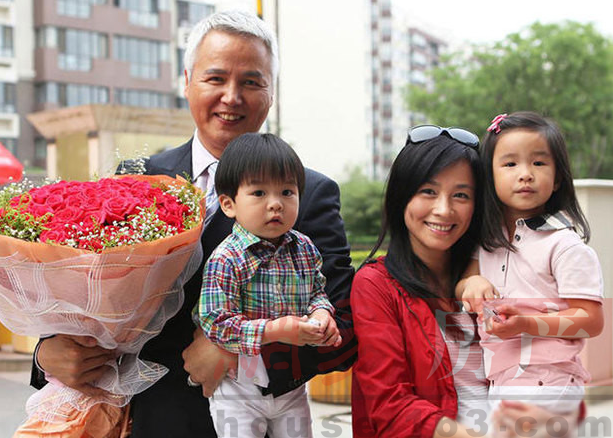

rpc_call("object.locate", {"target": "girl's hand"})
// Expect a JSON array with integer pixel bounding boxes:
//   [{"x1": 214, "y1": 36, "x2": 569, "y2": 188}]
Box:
[
  {"x1": 485, "y1": 304, "x2": 529, "y2": 338},
  {"x1": 309, "y1": 309, "x2": 342, "y2": 347},
  {"x1": 460, "y1": 275, "x2": 500, "y2": 313}
]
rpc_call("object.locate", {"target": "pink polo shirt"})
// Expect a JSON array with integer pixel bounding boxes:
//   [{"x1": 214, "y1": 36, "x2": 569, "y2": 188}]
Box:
[{"x1": 478, "y1": 213, "x2": 603, "y2": 380}]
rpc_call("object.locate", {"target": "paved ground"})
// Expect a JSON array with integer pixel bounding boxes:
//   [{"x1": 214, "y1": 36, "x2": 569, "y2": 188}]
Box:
[
  {"x1": 0, "y1": 368, "x2": 352, "y2": 438},
  {"x1": 0, "y1": 366, "x2": 610, "y2": 438},
  {"x1": 0, "y1": 371, "x2": 35, "y2": 437}
]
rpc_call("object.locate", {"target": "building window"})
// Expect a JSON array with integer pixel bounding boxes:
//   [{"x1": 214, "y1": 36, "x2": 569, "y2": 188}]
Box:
[
  {"x1": 58, "y1": 28, "x2": 108, "y2": 71},
  {"x1": 176, "y1": 96, "x2": 188, "y2": 109},
  {"x1": 35, "y1": 137, "x2": 47, "y2": 165},
  {"x1": 36, "y1": 82, "x2": 109, "y2": 107},
  {"x1": 114, "y1": 36, "x2": 168, "y2": 79},
  {"x1": 0, "y1": 138, "x2": 17, "y2": 156},
  {"x1": 115, "y1": 88, "x2": 172, "y2": 108},
  {"x1": 57, "y1": 0, "x2": 106, "y2": 18},
  {"x1": 113, "y1": 0, "x2": 167, "y2": 28},
  {"x1": 410, "y1": 32, "x2": 426, "y2": 48},
  {"x1": 0, "y1": 82, "x2": 16, "y2": 113},
  {"x1": 410, "y1": 51, "x2": 427, "y2": 68},
  {"x1": 177, "y1": 1, "x2": 214, "y2": 27},
  {"x1": 429, "y1": 42, "x2": 440, "y2": 57},
  {"x1": 410, "y1": 70, "x2": 426, "y2": 85},
  {"x1": 36, "y1": 27, "x2": 58, "y2": 49},
  {"x1": 0, "y1": 25, "x2": 13, "y2": 58},
  {"x1": 177, "y1": 48, "x2": 185, "y2": 75}
]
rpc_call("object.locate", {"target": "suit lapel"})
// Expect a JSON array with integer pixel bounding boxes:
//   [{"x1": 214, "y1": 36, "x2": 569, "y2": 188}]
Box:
[{"x1": 148, "y1": 139, "x2": 193, "y2": 180}]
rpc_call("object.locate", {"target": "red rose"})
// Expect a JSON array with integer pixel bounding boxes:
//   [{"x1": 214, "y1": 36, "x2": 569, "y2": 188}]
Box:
[
  {"x1": 50, "y1": 206, "x2": 85, "y2": 225},
  {"x1": 64, "y1": 194, "x2": 86, "y2": 209},
  {"x1": 44, "y1": 193, "x2": 64, "y2": 211},
  {"x1": 27, "y1": 203, "x2": 54, "y2": 217},
  {"x1": 40, "y1": 225, "x2": 70, "y2": 244},
  {"x1": 102, "y1": 197, "x2": 140, "y2": 223}
]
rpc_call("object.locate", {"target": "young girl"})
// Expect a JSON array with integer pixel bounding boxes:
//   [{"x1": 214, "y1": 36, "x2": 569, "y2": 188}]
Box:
[{"x1": 456, "y1": 112, "x2": 604, "y2": 423}]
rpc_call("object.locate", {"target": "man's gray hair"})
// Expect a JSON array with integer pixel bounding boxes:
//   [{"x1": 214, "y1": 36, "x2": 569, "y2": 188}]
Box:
[{"x1": 183, "y1": 10, "x2": 279, "y2": 84}]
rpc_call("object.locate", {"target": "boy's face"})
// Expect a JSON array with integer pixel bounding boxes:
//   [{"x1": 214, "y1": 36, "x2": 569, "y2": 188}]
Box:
[{"x1": 219, "y1": 179, "x2": 299, "y2": 245}]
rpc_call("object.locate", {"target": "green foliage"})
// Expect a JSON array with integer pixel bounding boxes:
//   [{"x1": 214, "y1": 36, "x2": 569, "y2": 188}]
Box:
[
  {"x1": 339, "y1": 167, "x2": 385, "y2": 242},
  {"x1": 350, "y1": 249, "x2": 386, "y2": 268},
  {"x1": 407, "y1": 21, "x2": 613, "y2": 178}
]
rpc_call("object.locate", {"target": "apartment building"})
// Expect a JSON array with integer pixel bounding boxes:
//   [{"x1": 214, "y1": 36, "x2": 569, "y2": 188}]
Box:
[
  {"x1": 367, "y1": 0, "x2": 446, "y2": 180},
  {"x1": 10, "y1": 0, "x2": 218, "y2": 170},
  {"x1": 10, "y1": 0, "x2": 445, "y2": 182},
  {"x1": 0, "y1": 0, "x2": 18, "y2": 162}
]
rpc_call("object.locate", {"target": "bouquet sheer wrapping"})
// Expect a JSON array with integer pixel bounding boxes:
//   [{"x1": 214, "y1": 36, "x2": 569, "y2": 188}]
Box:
[{"x1": 0, "y1": 174, "x2": 204, "y2": 430}]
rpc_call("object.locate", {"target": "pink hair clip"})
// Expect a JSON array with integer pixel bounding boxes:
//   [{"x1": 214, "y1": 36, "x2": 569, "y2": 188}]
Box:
[{"x1": 487, "y1": 113, "x2": 508, "y2": 134}]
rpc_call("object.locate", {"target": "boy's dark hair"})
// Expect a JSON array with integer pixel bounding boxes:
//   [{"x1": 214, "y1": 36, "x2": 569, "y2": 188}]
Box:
[
  {"x1": 480, "y1": 111, "x2": 590, "y2": 252},
  {"x1": 215, "y1": 133, "x2": 305, "y2": 199}
]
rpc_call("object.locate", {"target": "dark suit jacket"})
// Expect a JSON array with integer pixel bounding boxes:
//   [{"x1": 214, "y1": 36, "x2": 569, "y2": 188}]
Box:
[{"x1": 111, "y1": 139, "x2": 355, "y2": 437}]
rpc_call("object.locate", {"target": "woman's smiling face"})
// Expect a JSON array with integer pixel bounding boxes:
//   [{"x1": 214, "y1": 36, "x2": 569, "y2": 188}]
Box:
[{"x1": 404, "y1": 160, "x2": 476, "y2": 265}]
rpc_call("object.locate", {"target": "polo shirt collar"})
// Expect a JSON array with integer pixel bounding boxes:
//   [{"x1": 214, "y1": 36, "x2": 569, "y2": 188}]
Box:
[{"x1": 524, "y1": 211, "x2": 574, "y2": 232}]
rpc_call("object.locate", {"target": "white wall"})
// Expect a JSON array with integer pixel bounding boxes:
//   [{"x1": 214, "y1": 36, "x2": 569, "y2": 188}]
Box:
[
  {"x1": 575, "y1": 180, "x2": 613, "y2": 389},
  {"x1": 275, "y1": 0, "x2": 370, "y2": 182}
]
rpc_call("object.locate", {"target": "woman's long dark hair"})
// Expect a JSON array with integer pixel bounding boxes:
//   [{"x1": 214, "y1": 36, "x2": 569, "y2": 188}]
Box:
[
  {"x1": 366, "y1": 135, "x2": 483, "y2": 319},
  {"x1": 480, "y1": 111, "x2": 590, "y2": 252}
]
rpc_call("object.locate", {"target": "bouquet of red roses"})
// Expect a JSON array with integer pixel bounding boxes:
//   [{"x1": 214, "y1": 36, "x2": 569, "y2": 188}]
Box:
[{"x1": 0, "y1": 174, "x2": 204, "y2": 436}]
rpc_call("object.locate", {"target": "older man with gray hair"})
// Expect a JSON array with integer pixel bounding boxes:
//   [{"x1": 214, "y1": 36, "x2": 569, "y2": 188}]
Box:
[{"x1": 32, "y1": 10, "x2": 355, "y2": 437}]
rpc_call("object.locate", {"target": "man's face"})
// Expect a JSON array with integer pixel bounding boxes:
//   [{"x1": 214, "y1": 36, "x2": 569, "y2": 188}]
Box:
[{"x1": 184, "y1": 30, "x2": 274, "y2": 158}]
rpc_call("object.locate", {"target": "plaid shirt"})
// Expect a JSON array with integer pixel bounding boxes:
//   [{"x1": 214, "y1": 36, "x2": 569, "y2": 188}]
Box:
[{"x1": 197, "y1": 223, "x2": 334, "y2": 356}]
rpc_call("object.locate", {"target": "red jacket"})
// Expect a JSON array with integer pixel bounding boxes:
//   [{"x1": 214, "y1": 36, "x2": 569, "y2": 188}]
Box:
[{"x1": 351, "y1": 258, "x2": 458, "y2": 437}]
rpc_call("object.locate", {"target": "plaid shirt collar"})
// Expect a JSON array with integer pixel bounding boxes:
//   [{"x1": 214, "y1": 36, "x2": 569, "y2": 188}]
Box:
[
  {"x1": 524, "y1": 210, "x2": 574, "y2": 232},
  {"x1": 231, "y1": 222, "x2": 298, "y2": 251}
]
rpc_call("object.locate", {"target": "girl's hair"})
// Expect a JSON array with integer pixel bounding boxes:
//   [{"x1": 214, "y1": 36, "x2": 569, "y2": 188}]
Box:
[
  {"x1": 480, "y1": 111, "x2": 590, "y2": 251},
  {"x1": 215, "y1": 133, "x2": 305, "y2": 199},
  {"x1": 367, "y1": 134, "x2": 483, "y2": 317}
]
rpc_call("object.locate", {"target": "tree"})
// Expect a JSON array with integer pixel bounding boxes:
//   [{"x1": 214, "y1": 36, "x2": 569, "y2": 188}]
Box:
[
  {"x1": 407, "y1": 21, "x2": 613, "y2": 178},
  {"x1": 339, "y1": 167, "x2": 385, "y2": 244}
]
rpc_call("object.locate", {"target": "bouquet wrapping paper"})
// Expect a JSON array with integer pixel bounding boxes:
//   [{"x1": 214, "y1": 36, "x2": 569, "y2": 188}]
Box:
[{"x1": 0, "y1": 174, "x2": 204, "y2": 435}]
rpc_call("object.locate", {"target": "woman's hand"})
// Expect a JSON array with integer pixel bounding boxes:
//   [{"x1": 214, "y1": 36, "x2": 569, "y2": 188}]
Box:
[
  {"x1": 37, "y1": 334, "x2": 115, "y2": 397},
  {"x1": 492, "y1": 400, "x2": 578, "y2": 437}
]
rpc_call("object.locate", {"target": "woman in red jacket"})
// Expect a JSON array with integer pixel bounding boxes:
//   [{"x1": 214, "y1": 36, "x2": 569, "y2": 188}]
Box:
[{"x1": 351, "y1": 126, "x2": 488, "y2": 438}]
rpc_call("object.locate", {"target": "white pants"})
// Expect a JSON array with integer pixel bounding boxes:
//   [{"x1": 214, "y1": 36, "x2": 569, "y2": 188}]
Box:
[
  {"x1": 209, "y1": 378, "x2": 313, "y2": 438},
  {"x1": 488, "y1": 365, "x2": 583, "y2": 438}
]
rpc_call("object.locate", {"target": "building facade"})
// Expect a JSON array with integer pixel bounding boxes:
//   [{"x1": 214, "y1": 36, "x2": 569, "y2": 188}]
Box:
[
  {"x1": 11, "y1": 0, "x2": 445, "y2": 182},
  {"x1": 368, "y1": 0, "x2": 446, "y2": 179},
  {"x1": 10, "y1": 0, "x2": 220, "y2": 169}
]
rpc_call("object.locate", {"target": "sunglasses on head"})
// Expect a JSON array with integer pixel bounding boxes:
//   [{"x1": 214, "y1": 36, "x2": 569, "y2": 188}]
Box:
[{"x1": 405, "y1": 125, "x2": 479, "y2": 149}]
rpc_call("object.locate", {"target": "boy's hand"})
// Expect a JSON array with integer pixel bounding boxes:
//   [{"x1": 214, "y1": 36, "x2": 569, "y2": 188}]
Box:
[
  {"x1": 459, "y1": 275, "x2": 500, "y2": 313},
  {"x1": 309, "y1": 309, "x2": 342, "y2": 347},
  {"x1": 264, "y1": 315, "x2": 324, "y2": 346},
  {"x1": 485, "y1": 304, "x2": 528, "y2": 339}
]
